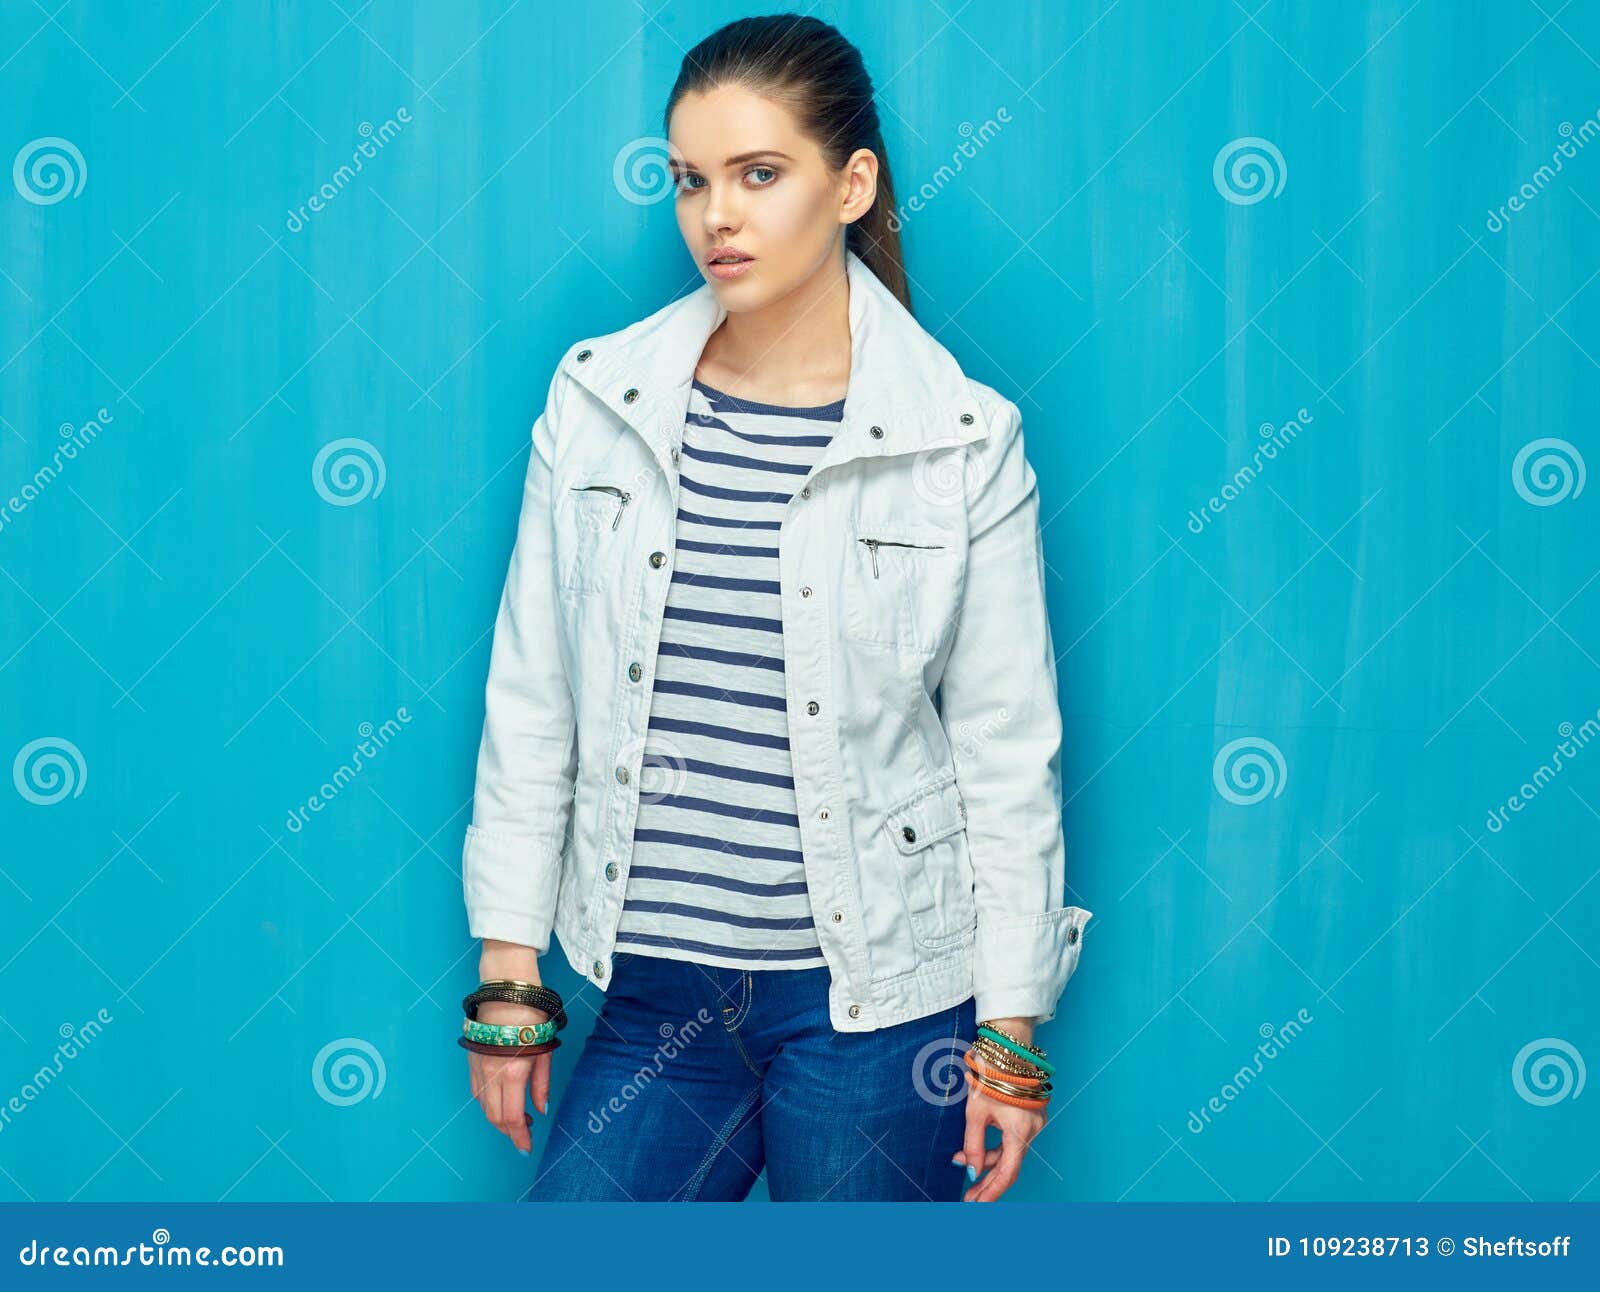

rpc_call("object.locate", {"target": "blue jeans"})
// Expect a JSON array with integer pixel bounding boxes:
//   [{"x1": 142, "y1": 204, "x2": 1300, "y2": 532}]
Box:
[{"x1": 527, "y1": 951, "x2": 976, "y2": 1200}]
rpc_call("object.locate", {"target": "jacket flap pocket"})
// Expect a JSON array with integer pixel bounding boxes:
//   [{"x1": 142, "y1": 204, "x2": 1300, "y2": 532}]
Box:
[{"x1": 883, "y1": 776, "x2": 967, "y2": 854}]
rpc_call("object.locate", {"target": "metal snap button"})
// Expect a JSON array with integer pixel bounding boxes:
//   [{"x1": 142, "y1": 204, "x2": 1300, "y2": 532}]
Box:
[
  {"x1": 576, "y1": 349, "x2": 592, "y2": 362},
  {"x1": 819, "y1": 807, "x2": 829, "y2": 820},
  {"x1": 800, "y1": 485, "x2": 811, "y2": 498},
  {"x1": 650, "y1": 551, "x2": 666, "y2": 567},
  {"x1": 868, "y1": 425, "x2": 884, "y2": 439},
  {"x1": 806, "y1": 700, "x2": 819, "y2": 715},
  {"x1": 593, "y1": 960, "x2": 605, "y2": 978},
  {"x1": 901, "y1": 825, "x2": 917, "y2": 843},
  {"x1": 830, "y1": 909, "x2": 843, "y2": 923},
  {"x1": 628, "y1": 662, "x2": 642, "y2": 681},
  {"x1": 960, "y1": 412, "x2": 974, "y2": 424},
  {"x1": 670, "y1": 447, "x2": 680, "y2": 462},
  {"x1": 800, "y1": 585, "x2": 811, "y2": 597},
  {"x1": 848, "y1": 1004, "x2": 861, "y2": 1018},
  {"x1": 1068, "y1": 924, "x2": 1079, "y2": 944},
  {"x1": 615, "y1": 766, "x2": 629, "y2": 784},
  {"x1": 605, "y1": 862, "x2": 618, "y2": 881},
  {"x1": 623, "y1": 387, "x2": 640, "y2": 403}
]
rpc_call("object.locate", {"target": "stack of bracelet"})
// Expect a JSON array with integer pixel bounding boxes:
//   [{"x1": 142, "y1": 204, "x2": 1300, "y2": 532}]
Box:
[
  {"x1": 965, "y1": 1020, "x2": 1053, "y2": 1111},
  {"x1": 458, "y1": 979, "x2": 568, "y2": 1057}
]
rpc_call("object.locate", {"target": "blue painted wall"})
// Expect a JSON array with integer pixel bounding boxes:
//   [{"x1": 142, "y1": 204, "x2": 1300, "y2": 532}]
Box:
[{"x1": 1, "y1": 2, "x2": 1595, "y2": 1201}]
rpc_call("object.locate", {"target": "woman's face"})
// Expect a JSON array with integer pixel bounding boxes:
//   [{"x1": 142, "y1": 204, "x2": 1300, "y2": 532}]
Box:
[{"x1": 668, "y1": 83, "x2": 875, "y2": 308}]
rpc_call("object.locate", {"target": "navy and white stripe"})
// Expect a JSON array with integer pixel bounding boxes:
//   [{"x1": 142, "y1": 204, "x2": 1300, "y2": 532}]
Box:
[{"x1": 616, "y1": 377, "x2": 844, "y2": 970}]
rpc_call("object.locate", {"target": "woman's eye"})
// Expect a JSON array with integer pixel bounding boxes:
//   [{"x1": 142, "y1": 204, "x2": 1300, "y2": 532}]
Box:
[
  {"x1": 675, "y1": 173, "x2": 706, "y2": 192},
  {"x1": 747, "y1": 166, "x2": 777, "y2": 185}
]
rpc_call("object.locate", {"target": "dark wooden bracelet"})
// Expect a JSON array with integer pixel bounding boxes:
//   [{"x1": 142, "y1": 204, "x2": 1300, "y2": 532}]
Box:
[{"x1": 457, "y1": 1035, "x2": 562, "y2": 1059}]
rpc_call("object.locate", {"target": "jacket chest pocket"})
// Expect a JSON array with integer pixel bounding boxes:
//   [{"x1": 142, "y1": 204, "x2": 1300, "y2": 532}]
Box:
[
  {"x1": 555, "y1": 480, "x2": 632, "y2": 593},
  {"x1": 881, "y1": 774, "x2": 976, "y2": 947},
  {"x1": 841, "y1": 519, "x2": 961, "y2": 655}
]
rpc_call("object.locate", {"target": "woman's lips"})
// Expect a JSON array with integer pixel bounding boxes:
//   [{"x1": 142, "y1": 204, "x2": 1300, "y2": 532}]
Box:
[{"x1": 707, "y1": 256, "x2": 754, "y2": 281}]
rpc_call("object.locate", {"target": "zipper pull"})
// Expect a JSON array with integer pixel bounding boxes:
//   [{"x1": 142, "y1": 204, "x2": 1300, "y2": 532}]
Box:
[
  {"x1": 860, "y1": 537, "x2": 880, "y2": 578},
  {"x1": 612, "y1": 491, "x2": 631, "y2": 530}
]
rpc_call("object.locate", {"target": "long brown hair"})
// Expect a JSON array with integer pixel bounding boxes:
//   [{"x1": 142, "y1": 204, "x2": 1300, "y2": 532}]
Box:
[{"x1": 664, "y1": 13, "x2": 911, "y2": 312}]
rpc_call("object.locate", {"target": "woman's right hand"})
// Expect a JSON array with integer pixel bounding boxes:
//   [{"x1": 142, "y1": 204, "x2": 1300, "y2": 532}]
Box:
[{"x1": 467, "y1": 998, "x2": 554, "y2": 1154}]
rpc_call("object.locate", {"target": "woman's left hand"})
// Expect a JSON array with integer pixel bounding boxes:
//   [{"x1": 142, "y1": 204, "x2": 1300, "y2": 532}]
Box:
[{"x1": 954, "y1": 1016, "x2": 1047, "y2": 1201}]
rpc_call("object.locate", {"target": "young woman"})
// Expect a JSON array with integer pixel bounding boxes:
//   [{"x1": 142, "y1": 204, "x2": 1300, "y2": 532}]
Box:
[{"x1": 459, "y1": 13, "x2": 1092, "y2": 1202}]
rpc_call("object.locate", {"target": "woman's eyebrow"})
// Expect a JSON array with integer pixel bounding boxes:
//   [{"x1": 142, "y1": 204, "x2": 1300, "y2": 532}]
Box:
[{"x1": 670, "y1": 149, "x2": 795, "y2": 171}]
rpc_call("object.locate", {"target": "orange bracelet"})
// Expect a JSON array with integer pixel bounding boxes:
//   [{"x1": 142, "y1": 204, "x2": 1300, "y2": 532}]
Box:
[
  {"x1": 964, "y1": 1049, "x2": 1046, "y2": 1087},
  {"x1": 965, "y1": 1068, "x2": 1049, "y2": 1111}
]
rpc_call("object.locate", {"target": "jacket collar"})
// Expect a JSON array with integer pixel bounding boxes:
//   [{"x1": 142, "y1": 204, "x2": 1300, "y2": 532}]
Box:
[{"x1": 559, "y1": 248, "x2": 986, "y2": 476}]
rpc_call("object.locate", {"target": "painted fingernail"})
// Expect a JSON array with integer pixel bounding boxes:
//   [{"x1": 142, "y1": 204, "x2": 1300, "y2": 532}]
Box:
[
  {"x1": 965, "y1": 1164, "x2": 977, "y2": 1181},
  {"x1": 950, "y1": 1153, "x2": 962, "y2": 1165},
  {"x1": 517, "y1": 1147, "x2": 530, "y2": 1156}
]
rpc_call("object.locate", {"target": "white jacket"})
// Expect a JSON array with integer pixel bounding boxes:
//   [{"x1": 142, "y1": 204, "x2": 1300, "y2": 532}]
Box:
[{"x1": 463, "y1": 248, "x2": 1092, "y2": 1032}]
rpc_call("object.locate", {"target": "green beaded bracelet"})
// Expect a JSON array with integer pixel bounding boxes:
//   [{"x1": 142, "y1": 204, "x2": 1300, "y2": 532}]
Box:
[
  {"x1": 462, "y1": 1016, "x2": 559, "y2": 1047},
  {"x1": 976, "y1": 1025, "x2": 1056, "y2": 1077}
]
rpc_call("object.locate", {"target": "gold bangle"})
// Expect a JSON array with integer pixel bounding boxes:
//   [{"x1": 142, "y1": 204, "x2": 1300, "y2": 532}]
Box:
[
  {"x1": 977, "y1": 1020, "x2": 1047, "y2": 1058},
  {"x1": 968, "y1": 1067, "x2": 1053, "y2": 1101},
  {"x1": 971, "y1": 1036, "x2": 1046, "y2": 1079}
]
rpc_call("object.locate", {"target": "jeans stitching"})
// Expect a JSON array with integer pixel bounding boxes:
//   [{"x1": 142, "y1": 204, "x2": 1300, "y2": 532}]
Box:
[
  {"x1": 679, "y1": 1080, "x2": 761, "y2": 1201},
  {"x1": 721, "y1": 971, "x2": 753, "y2": 1031}
]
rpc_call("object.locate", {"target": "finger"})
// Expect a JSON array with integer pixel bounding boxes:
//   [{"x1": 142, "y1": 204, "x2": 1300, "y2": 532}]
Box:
[
  {"x1": 531, "y1": 1054, "x2": 551, "y2": 1116},
  {"x1": 495, "y1": 1068, "x2": 533, "y2": 1152},
  {"x1": 960, "y1": 1105, "x2": 988, "y2": 1178},
  {"x1": 482, "y1": 1078, "x2": 503, "y2": 1135},
  {"x1": 969, "y1": 1126, "x2": 1026, "y2": 1202}
]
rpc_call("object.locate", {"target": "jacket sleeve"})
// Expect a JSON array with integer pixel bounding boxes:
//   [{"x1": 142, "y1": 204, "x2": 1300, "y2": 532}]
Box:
[
  {"x1": 460, "y1": 371, "x2": 578, "y2": 953},
  {"x1": 938, "y1": 396, "x2": 1092, "y2": 1024}
]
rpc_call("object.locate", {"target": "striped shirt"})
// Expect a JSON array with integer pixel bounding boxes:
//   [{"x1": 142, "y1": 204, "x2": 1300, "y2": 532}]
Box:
[{"x1": 614, "y1": 376, "x2": 845, "y2": 970}]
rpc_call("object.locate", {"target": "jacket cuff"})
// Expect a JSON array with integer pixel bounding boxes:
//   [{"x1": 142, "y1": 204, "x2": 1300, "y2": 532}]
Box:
[
  {"x1": 972, "y1": 905, "x2": 1093, "y2": 1024},
  {"x1": 461, "y1": 823, "x2": 561, "y2": 954}
]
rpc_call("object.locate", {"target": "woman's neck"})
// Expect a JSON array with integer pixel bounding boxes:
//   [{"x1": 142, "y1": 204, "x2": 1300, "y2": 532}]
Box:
[{"x1": 696, "y1": 261, "x2": 853, "y2": 406}]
